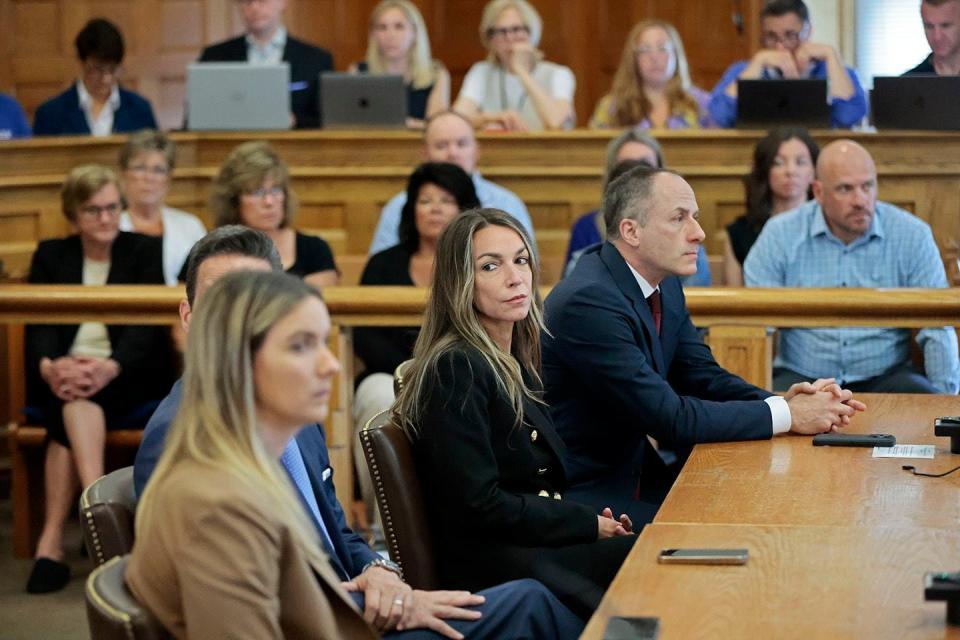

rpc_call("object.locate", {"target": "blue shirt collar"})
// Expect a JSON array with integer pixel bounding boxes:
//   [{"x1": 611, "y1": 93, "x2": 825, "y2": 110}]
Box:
[{"x1": 809, "y1": 201, "x2": 884, "y2": 245}]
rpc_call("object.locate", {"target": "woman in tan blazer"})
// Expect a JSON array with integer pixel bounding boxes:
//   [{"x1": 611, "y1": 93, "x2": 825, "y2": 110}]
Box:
[{"x1": 127, "y1": 271, "x2": 376, "y2": 639}]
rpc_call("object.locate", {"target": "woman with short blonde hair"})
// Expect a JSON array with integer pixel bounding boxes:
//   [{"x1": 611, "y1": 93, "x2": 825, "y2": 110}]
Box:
[
  {"x1": 118, "y1": 129, "x2": 206, "y2": 285},
  {"x1": 590, "y1": 20, "x2": 712, "y2": 129},
  {"x1": 453, "y1": 0, "x2": 575, "y2": 131},
  {"x1": 211, "y1": 141, "x2": 338, "y2": 289},
  {"x1": 352, "y1": 0, "x2": 450, "y2": 126},
  {"x1": 26, "y1": 164, "x2": 172, "y2": 594}
]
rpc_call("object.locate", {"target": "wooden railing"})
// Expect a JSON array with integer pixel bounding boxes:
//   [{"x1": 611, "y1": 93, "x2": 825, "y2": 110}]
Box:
[
  {"x1": 3, "y1": 284, "x2": 959, "y2": 511},
  {"x1": 3, "y1": 130, "x2": 960, "y2": 283}
]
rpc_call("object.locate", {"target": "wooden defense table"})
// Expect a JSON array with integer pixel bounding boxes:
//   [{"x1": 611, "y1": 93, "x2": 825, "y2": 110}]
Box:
[{"x1": 582, "y1": 394, "x2": 960, "y2": 639}]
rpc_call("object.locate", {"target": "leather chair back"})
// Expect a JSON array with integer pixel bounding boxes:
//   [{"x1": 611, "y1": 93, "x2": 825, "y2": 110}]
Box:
[
  {"x1": 80, "y1": 466, "x2": 137, "y2": 567},
  {"x1": 85, "y1": 555, "x2": 170, "y2": 640},
  {"x1": 359, "y1": 410, "x2": 439, "y2": 590}
]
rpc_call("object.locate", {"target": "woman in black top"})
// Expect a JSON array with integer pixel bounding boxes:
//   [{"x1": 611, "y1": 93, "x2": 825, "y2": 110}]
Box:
[
  {"x1": 210, "y1": 141, "x2": 338, "y2": 289},
  {"x1": 26, "y1": 165, "x2": 174, "y2": 593},
  {"x1": 393, "y1": 209, "x2": 635, "y2": 620},
  {"x1": 724, "y1": 128, "x2": 819, "y2": 285},
  {"x1": 350, "y1": 0, "x2": 450, "y2": 127},
  {"x1": 352, "y1": 162, "x2": 479, "y2": 527}
]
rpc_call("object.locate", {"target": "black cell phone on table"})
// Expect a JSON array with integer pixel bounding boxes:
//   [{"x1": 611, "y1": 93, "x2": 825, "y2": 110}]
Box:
[
  {"x1": 657, "y1": 548, "x2": 748, "y2": 565},
  {"x1": 812, "y1": 433, "x2": 895, "y2": 447},
  {"x1": 603, "y1": 616, "x2": 660, "y2": 640}
]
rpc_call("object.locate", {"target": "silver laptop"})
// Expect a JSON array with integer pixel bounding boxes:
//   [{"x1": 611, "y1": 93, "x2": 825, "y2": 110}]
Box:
[
  {"x1": 320, "y1": 73, "x2": 406, "y2": 129},
  {"x1": 187, "y1": 62, "x2": 291, "y2": 131}
]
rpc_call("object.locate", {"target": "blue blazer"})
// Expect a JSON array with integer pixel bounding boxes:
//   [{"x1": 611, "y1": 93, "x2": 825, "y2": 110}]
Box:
[
  {"x1": 33, "y1": 84, "x2": 157, "y2": 136},
  {"x1": 542, "y1": 242, "x2": 772, "y2": 516},
  {"x1": 133, "y1": 380, "x2": 377, "y2": 576}
]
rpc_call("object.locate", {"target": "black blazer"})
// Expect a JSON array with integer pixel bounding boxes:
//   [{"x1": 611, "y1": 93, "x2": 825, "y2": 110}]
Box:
[
  {"x1": 199, "y1": 35, "x2": 334, "y2": 128},
  {"x1": 414, "y1": 345, "x2": 636, "y2": 617},
  {"x1": 415, "y1": 346, "x2": 597, "y2": 550},
  {"x1": 32, "y1": 84, "x2": 157, "y2": 136},
  {"x1": 25, "y1": 233, "x2": 173, "y2": 406},
  {"x1": 542, "y1": 242, "x2": 772, "y2": 512}
]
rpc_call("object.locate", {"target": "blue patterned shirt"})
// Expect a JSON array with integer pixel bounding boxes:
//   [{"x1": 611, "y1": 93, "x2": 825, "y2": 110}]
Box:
[{"x1": 743, "y1": 200, "x2": 959, "y2": 393}]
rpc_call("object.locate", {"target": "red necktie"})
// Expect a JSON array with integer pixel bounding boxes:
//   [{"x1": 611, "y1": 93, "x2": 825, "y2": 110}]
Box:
[{"x1": 647, "y1": 290, "x2": 662, "y2": 335}]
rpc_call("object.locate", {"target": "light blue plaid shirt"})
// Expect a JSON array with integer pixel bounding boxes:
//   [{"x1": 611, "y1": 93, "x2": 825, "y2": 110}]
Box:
[{"x1": 744, "y1": 200, "x2": 959, "y2": 393}]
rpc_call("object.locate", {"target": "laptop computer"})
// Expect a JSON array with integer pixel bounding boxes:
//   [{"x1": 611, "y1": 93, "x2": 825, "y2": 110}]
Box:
[
  {"x1": 871, "y1": 76, "x2": 960, "y2": 131},
  {"x1": 320, "y1": 73, "x2": 406, "y2": 129},
  {"x1": 187, "y1": 62, "x2": 291, "y2": 131},
  {"x1": 736, "y1": 79, "x2": 830, "y2": 129}
]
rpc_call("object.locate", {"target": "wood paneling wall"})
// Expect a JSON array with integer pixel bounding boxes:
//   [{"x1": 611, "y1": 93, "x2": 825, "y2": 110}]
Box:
[{"x1": 1, "y1": 0, "x2": 762, "y2": 130}]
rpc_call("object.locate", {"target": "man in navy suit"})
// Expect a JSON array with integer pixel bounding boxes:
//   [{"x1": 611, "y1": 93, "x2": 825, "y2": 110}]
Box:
[
  {"x1": 542, "y1": 166, "x2": 865, "y2": 526},
  {"x1": 134, "y1": 225, "x2": 585, "y2": 639},
  {"x1": 198, "y1": 0, "x2": 333, "y2": 128},
  {"x1": 33, "y1": 18, "x2": 157, "y2": 136}
]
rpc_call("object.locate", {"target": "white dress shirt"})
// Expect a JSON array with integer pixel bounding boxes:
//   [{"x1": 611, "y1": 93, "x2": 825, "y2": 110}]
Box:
[
  {"x1": 246, "y1": 26, "x2": 286, "y2": 65},
  {"x1": 76, "y1": 81, "x2": 120, "y2": 137}
]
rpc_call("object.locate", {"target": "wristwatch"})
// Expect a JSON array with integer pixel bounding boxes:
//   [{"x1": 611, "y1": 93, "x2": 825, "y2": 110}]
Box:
[{"x1": 362, "y1": 557, "x2": 404, "y2": 581}]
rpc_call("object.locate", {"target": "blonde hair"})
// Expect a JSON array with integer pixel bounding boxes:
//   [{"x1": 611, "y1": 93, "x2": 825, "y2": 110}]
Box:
[
  {"x1": 393, "y1": 208, "x2": 544, "y2": 436},
  {"x1": 210, "y1": 141, "x2": 297, "y2": 228},
  {"x1": 136, "y1": 271, "x2": 324, "y2": 555},
  {"x1": 603, "y1": 20, "x2": 701, "y2": 128},
  {"x1": 479, "y1": 0, "x2": 543, "y2": 64},
  {"x1": 119, "y1": 129, "x2": 176, "y2": 171},
  {"x1": 365, "y1": 0, "x2": 441, "y2": 90},
  {"x1": 61, "y1": 164, "x2": 123, "y2": 222}
]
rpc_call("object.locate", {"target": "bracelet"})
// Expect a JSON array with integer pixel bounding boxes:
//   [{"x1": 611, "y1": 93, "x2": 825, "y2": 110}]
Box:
[{"x1": 362, "y1": 557, "x2": 404, "y2": 581}]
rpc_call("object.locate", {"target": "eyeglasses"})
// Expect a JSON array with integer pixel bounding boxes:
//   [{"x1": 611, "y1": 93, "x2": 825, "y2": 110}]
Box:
[
  {"x1": 127, "y1": 164, "x2": 169, "y2": 177},
  {"x1": 83, "y1": 61, "x2": 122, "y2": 78},
  {"x1": 78, "y1": 203, "x2": 121, "y2": 219},
  {"x1": 635, "y1": 44, "x2": 674, "y2": 57},
  {"x1": 244, "y1": 185, "x2": 285, "y2": 200},
  {"x1": 762, "y1": 30, "x2": 803, "y2": 47},
  {"x1": 487, "y1": 25, "x2": 529, "y2": 39}
]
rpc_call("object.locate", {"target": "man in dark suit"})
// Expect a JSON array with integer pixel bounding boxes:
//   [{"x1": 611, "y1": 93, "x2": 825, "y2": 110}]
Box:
[
  {"x1": 134, "y1": 225, "x2": 586, "y2": 639},
  {"x1": 198, "y1": 0, "x2": 333, "y2": 128},
  {"x1": 542, "y1": 166, "x2": 864, "y2": 526}
]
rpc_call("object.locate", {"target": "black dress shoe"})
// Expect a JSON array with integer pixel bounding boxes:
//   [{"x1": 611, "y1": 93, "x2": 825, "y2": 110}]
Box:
[{"x1": 25, "y1": 557, "x2": 71, "y2": 593}]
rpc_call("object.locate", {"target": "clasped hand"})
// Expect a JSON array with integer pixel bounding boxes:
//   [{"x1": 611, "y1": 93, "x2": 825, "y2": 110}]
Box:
[
  {"x1": 41, "y1": 356, "x2": 119, "y2": 401},
  {"x1": 754, "y1": 42, "x2": 836, "y2": 79},
  {"x1": 785, "y1": 377, "x2": 867, "y2": 435},
  {"x1": 344, "y1": 566, "x2": 483, "y2": 639}
]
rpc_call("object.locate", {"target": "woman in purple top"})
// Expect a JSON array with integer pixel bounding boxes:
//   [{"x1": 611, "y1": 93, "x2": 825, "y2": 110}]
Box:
[{"x1": 590, "y1": 20, "x2": 712, "y2": 130}]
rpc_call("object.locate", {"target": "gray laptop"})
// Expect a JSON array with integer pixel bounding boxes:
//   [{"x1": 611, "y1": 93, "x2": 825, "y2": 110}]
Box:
[
  {"x1": 187, "y1": 62, "x2": 291, "y2": 131},
  {"x1": 320, "y1": 72, "x2": 406, "y2": 129},
  {"x1": 872, "y1": 76, "x2": 960, "y2": 131}
]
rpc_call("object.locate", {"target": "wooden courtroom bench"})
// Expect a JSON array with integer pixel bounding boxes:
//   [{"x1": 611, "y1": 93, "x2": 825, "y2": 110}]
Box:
[
  {"x1": 2, "y1": 130, "x2": 960, "y2": 284},
  {"x1": 2, "y1": 285, "x2": 959, "y2": 558}
]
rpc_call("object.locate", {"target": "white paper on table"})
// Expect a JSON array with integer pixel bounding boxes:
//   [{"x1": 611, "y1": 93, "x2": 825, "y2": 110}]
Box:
[{"x1": 872, "y1": 444, "x2": 935, "y2": 459}]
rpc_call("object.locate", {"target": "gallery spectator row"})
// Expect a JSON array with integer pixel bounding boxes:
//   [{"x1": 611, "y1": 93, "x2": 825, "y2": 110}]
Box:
[{"x1": 5, "y1": 0, "x2": 959, "y2": 140}]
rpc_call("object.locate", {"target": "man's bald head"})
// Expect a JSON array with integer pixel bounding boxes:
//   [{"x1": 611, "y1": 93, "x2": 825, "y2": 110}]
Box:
[
  {"x1": 816, "y1": 139, "x2": 876, "y2": 182},
  {"x1": 813, "y1": 140, "x2": 878, "y2": 244},
  {"x1": 423, "y1": 111, "x2": 479, "y2": 174}
]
